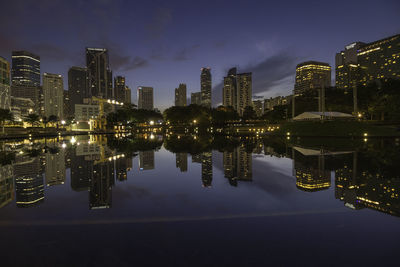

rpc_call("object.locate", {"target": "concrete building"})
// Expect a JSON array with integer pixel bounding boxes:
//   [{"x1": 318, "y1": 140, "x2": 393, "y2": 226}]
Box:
[
  {"x1": 175, "y1": 83, "x2": 187, "y2": 107},
  {"x1": 139, "y1": 150, "x2": 155, "y2": 170},
  {"x1": 74, "y1": 104, "x2": 100, "y2": 121},
  {"x1": 86, "y1": 48, "x2": 113, "y2": 98},
  {"x1": 294, "y1": 61, "x2": 331, "y2": 95},
  {"x1": 43, "y1": 73, "x2": 64, "y2": 119},
  {"x1": 137, "y1": 86, "x2": 153, "y2": 110},
  {"x1": 0, "y1": 56, "x2": 10, "y2": 110},
  {"x1": 264, "y1": 95, "x2": 291, "y2": 111},
  {"x1": 11, "y1": 51, "x2": 40, "y2": 87},
  {"x1": 11, "y1": 85, "x2": 43, "y2": 115},
  {"x1": 11, "y1": 97, "x2": 35, "y2": 121},
  {"x1": 200, "y1": 67, "x2": 211, "y2": 108},
  {"x1": 114, "y1": 76, "x2": 126, "y2": 103},
  {"x1": 191, "y1": 92, "x2": 201, "y2": 105},
  {"x1": 45, "y1": 149, "x2": 66, "y2": 187},
  {"x1": 223, "y1": 68, "x2": 237, "y2": 108}
]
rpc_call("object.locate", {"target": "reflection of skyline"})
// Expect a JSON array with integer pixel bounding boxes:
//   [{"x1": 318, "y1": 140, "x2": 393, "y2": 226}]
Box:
[
  {"x1": 45, "y1": 149, "x2": 66, "y2": 186},
  {"x1": 139, "y1": 150, "x2": 155, "y2": 170},
  {"x1": 0, "y1": 164, "x2": 14, "y2": 208},
  {"x1": 176, "y1": 152, "x2": 188, "y2": 172},
  {"x1": 201, "y1": 152, "x2": 212, "y2": 187},
  {"x1": 223, "y1": 145, "x2": 252, "y2": 187}
]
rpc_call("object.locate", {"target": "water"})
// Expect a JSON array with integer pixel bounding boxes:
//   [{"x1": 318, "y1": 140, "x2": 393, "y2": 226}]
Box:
[{"x1": 0, "y1": 134, "x2": 399, "y2": 266}]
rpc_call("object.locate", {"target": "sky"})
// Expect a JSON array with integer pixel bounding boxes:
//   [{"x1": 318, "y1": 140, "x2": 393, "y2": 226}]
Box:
[{"x1": 1, "y1": 0, "x2": 399, "y2": 110}]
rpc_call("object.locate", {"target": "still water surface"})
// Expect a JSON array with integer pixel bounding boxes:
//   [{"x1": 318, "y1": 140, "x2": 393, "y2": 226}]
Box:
[{"x1": 0, "y1": 134, "x2": 399, "y2": 266}]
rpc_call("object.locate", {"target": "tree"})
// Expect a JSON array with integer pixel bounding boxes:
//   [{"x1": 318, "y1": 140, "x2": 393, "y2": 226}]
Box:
[
  {"x1": 25, "y1": 114, "x2": 40, "y2": 127},
  {"x1": 242, "y1": 106, "x2": 257, "y2": 121}
]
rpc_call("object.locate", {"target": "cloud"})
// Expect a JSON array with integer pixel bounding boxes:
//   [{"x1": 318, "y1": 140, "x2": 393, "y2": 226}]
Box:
[
  {"x1": 173, "y1": 44, "x2": 200, "y2": 61},
  {"x1": 145, "y1": 7, "x2": 172, "y2": 39},
  {"x1": 212, "y1": 50, "x2": 300, "y2": 105},
  {"x1": 31, "y1": 43, "x2": 72, "y2": 61}
]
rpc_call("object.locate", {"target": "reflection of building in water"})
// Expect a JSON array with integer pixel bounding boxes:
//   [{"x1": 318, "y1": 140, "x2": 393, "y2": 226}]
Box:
[
  {"x1": 223, "y1": 146, "x2": 252, "y2": 186},
  {"x1": 115, "y1": 157, "x2": 132, "y2": 181},
  {"x1": 89, "y1": 161, "x2": 114, "y2": 209},
  {"x1": 335, "y1": 152, "x2": 400, "y2": 216},
  {"x1": 0, "y1": 164, "x2": 14, "y2": 208},
  {"x1": 45, "y1": 148, "x2": 66, "y2": 186},
  {"x1": 139, "y1": 150, "x2": 154, "y2": 170},
  {"x1": 71, "y1": 142, "x2": 100, "y2": 191},
  {"x1": 293, "y1": 150, "x2": 331, "y2": 192},
  {"x1": 14, "y1": 156, "x2": 44, "y2": 207},
  {"x1": 201, "y1": 152, "x2": 212, "y2": 187},
  {"x1": 176, "y1": 153, "x2": 188, "y2": 172},
  {"x1": 191, "y1": 154, "x2": 202, "y2": 163}
]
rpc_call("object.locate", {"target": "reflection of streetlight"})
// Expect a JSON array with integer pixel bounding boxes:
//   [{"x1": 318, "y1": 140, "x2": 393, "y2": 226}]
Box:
[
  {"x1": 150, "y1": 134, "x2": 155, "y2": 140},
  {"x1": 61, "y1": 120, "x2": 66, "y2": 125},
  {"x1": 358, "y1": 113, "x2": 362, "y2": 118},
  {"x1": 149, "y1": 120, "x2": 154, "y2": 126},
  {"x1": 70, "y1": 136, "x2": 76, "y2": 144},
  {"x1": 193, "y1": 120, "x2": 197, "y2": 124}
]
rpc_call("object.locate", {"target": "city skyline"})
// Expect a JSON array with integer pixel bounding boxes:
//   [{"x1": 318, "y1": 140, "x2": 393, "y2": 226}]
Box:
[{"x1": 0, "y1": 0, "x2": 399, "y2": 110}]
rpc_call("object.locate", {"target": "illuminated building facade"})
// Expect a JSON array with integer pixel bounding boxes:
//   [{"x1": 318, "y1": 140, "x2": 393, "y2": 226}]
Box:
[
  {"x1": 175, "y1": 83, "x2": 187, "y2": 107},
  {"x1": 252, "y1": 100, "x2": 263, "y2": 117},
  {"x1": 200, "y1": 67, "x2": 211, "y2": 108},
  {"x1": 11, "y1": 51, "x2": 40, "y2": 86},
  {"x1": 43, "y1": 73, "x2": 64, "y2": 119},
  {"x1": 191, "y1": 92, "x2": 201, "y2": 105},
  {"x1": 294, "y1": 153, "x2": 331, "y2": 192},
  {"x1": 264, "y1": 95, "x2": 291, "y2": 111},
  {"x1": 114, "y1": 76, "x2": 131, "y2": 104},
  {"x1": 86, "y1": 48, "x2": 113, "y2": 98},
  {"x1": 10, "y1": 85, "x2": 43, "y2": 115},
  {"x1": 335, "y1": 42, "x2": 365, "y2": 90},
  {"x1": 0, "y1": 56, "x2": 11, "y2": 109},
  {"x1": 68, "y1": 66, "x2": 88, "y2": 115},
  {"x1": 357, "y1": 34, "x2": 400, "y2": 85},
  {"x1": 137, "y1": 86, "x2": 154, "y2": 110},
  {"x1": 294, "y1": 61, "x2": 331, "y2": 95},
  {"x1": 223, "y1": 68, "x2": 252, "y2": 116}
]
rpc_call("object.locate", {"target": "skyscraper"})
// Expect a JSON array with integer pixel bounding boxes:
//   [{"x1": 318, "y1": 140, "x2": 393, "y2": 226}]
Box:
[
  {"x1": 223, "y1": 67, "x2": 237, "y2": 108},
  {"x1": 335, "y1": 42, "x2": 365, "y2": 90},
  {"x1": 137, "y1": 86, "x2": 154, "y2": 110},
  {"x1": 68, "y1": 66, "x2": 88, "y2": 115},
  {"x1": 114, "y1": 76, "x2": 126, "y2": 103},
  {"x1": 222, "y1": 68, "x2": 252, "y2": 116},
  {"x1": 174, "y1": 83, "x2": 187, "y2": 106},
  {"x1": 252, "y1": 100, "x2": 263, "y2": 117},
  {"x1": 357, "y1": 34, "x2": 400, "y2": 85},
  {"x1": 294, "y1": 61, "x2": 331, "y2": 95},
  {"x1": 43, "y1": 73, "x2": 64, "y2": 119},
  {"x1": 0, "y1": 56, "x2": 11, "y2": 109},
  {"x1": 86, "y1": 48, "x2": 113, "y2": 98},
  {"x1": 201, "y1": 152, "x2": 212, "y2": 187},
  {"x1": 11, "y1": 51, "x2": 40, "y2": 86},
  {"x1": 191, "y1": 92, "x2": 201, "y2": 105},
  {"x1": 200, "y1": 67, "x2": 211, "y2": 108},
  {"x1": 236, "y1": 73, "x2": 252, "y2": 116}
]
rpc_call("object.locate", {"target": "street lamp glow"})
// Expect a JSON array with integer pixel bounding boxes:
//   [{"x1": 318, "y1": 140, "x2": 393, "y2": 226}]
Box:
[
  {"x1": 61, "y1": 120, "x2": 66, "y2": 125},
  {"x1": 149, "y1": 120, "x2": 154, "y2": 125},
  {"x1": 193, "y1": 120, "x2": 197, "y2": 124},
  {"x1": 70, "y1": 136, "x2": 76, "y2": 144}
]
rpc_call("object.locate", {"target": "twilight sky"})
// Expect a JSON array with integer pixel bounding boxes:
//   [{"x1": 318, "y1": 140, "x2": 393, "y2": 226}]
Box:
[{"x1": 1, "y1": 0, "x2": 399, "y2": 110}]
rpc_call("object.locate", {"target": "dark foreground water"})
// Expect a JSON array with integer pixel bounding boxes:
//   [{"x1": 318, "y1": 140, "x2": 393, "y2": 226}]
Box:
[{"x1": 0, "y1": 134, "x2": 399, "y2": 266}]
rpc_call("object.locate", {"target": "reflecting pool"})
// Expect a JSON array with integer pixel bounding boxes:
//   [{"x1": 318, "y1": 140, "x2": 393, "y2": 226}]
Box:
[{"x1": 0, "y1": 134, "x2": 399, "y2": 266}]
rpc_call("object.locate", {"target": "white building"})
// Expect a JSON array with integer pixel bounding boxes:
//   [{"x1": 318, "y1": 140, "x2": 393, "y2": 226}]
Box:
[{"x1": 43, "y1": 73, "x2": 64, "y2": 119}]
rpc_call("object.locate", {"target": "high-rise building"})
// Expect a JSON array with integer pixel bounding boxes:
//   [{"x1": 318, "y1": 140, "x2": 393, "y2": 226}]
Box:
[
  {"x1": 264, "y1": 96, "x2": 290, "y2": 111},
  {"x1": 0, "y1": 56, "x2": 11, "y2": 109},
  {"x1": 139, "y1": 150, "x2": 155, "y2": 170},
  {"x1": 200, "y1": 67, "x2": 211, "y2": 108},
  {"x1": 191, "y1": 92, "x2": 201, "y2": 105},
  {"x1": 335, "y1": 42, "x2": 365, "y2": 90},
  {"x1": 137, "y1": 86, "x2": 154, "y2": 110},
  {"x1": 175, "y1": 83, "x2": 187, "y2": 107},
  {"x1": 357, "y1": 34, "x2": 400, "y2": 85},
  {"x1": 86, "y1": 48, "x2": 113, "y2": 98},
  {"x1": 43, "y1": 73, "x2": 64, "y2": 119},
  {"x1": 222, "y1": 68, "x2": 252, "y2": 116},
  {"x1": 11, "y1": 51, "x2": 40, "y2": 86},
  {"x1": 10, "y1": 85, "x2": 43, "y2": 115},
  {"x1": 236, "y1": 73, "x2": 252, "y2": 116},
  {"x1": 223, "y1": 146, "x2": 252, "y2": 186},
  {"x1": 294, "y1": 61, "x2": 331, "y2": 95},
  {"x1": 68, "y1": 66, "x2": 88, "y2": 116},
  {"x1": 125, "y1": 86, "x2": 131, "y2": 104},
  {"x1": 114, "y1": 76, "x2": 126, "y2": 103},
  {"x1": 63, "y1": 90, "x2": 72, "y2": 118},
  {"x1": 252, "y1": 100, "x2": 263, "y2": 117},
  {"x1": 223, "y1": 67, "x2": 237, "y2": 108}
]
